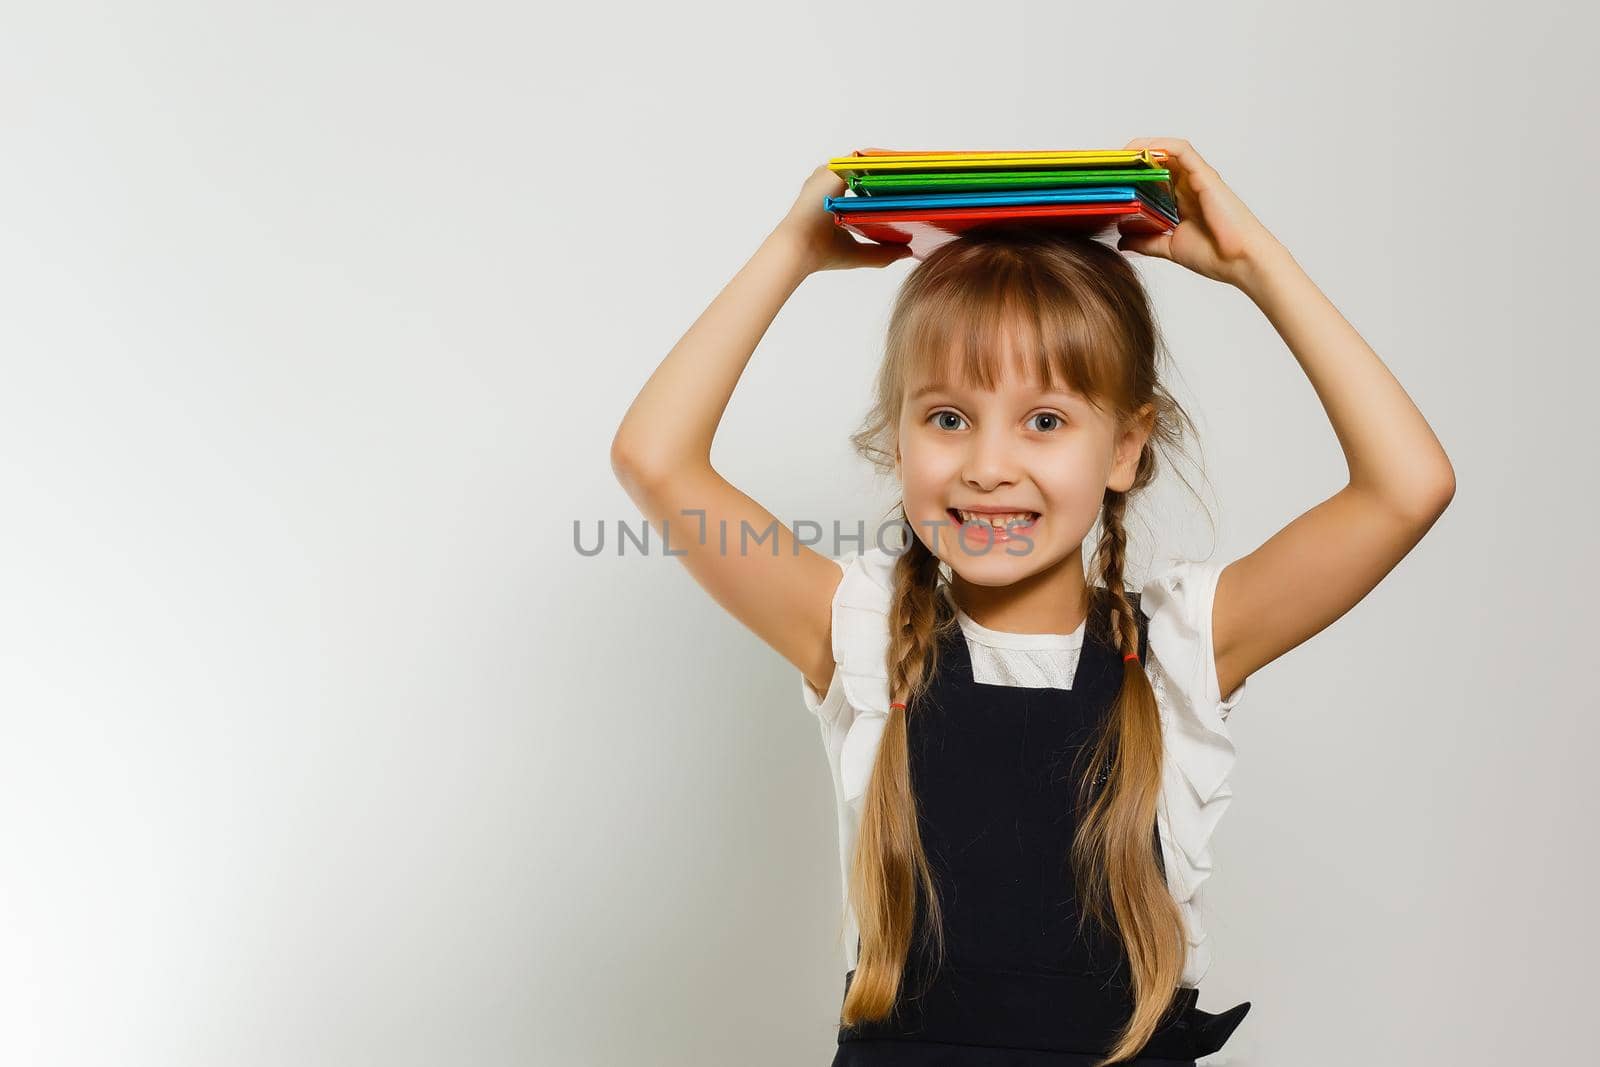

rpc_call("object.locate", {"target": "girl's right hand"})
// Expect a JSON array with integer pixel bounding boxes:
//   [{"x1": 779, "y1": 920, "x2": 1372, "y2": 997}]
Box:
[{"x1": 775, "y1": 162, "x2": 915, "y2": 273}]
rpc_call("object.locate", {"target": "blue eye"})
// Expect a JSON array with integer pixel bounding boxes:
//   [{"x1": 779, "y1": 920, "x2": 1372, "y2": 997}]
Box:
[{"x1": 927, "y1": 410, "x2": 1066, "y2": 432}]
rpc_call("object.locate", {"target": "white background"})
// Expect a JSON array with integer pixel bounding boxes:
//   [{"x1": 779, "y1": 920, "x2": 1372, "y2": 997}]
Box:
[{"x1": 2, "y1": 2, "x2": 1594, "y2": 1065}]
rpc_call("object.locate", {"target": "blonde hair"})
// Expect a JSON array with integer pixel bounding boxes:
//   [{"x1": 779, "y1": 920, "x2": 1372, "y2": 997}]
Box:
[{"x1": 841, "y1": 226, "x2": 1203, "y2": 1066}]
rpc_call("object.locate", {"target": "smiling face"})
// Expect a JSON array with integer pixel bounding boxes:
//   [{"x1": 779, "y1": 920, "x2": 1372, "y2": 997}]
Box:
[
  {"x1": 895, "y1": 337, "x2": 1153, "y2": 595},
  {"x1": 865, "y1": 232, "x2": 1165, "y2": 627}
]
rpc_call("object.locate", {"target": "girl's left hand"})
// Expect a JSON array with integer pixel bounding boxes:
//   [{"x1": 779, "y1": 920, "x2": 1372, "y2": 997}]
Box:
[{"x1": 1116, "y1": 138, "x2": 1285, "y2": 288}]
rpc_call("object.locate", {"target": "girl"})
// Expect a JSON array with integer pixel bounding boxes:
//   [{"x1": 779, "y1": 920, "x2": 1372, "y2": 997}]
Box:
[{"x1": 611, "y1": 138, "x2": 1455, "y2": 1066}]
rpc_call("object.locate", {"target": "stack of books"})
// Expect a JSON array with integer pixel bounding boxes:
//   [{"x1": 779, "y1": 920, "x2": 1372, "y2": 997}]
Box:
[{"x1": 824, "y1": 148, "x2": 1178, "y2": 260}]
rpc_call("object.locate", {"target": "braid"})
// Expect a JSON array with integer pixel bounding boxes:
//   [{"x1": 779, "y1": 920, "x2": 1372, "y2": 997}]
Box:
[
  {"x1": 841, "y1": 514, "x2": 959, "y2": 1023},
  {"x1": 1093, "y1": 489, "x2": 1140, "y2": 657},
  {"x1": 887, "y1": 526, "x2": 953, "y2": 709},
  {"x1": 1070, "y1": 487, "x2": 1187, "y2": 1067}
]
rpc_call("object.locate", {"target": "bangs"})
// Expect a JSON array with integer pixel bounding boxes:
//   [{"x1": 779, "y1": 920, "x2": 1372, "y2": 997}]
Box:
[{"x1": 893, "y1": 240, "x2": 1135, "y2": 413}]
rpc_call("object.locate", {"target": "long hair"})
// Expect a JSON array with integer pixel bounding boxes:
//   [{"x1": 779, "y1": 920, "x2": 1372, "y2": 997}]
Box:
[{"x1": 840, "y1": 226, "x2": 1204, "y2": 1066}]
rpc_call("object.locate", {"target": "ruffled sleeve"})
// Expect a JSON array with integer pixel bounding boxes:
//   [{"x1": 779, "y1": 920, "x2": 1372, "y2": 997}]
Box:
[
  {"x1": 797, "y1": 548, "x2": 902, "y2": 974},
  {"x1": 1140, "y1": 558, "x2": 1247, "y2": 987},
  {"x1": 796, "y1": 547, "x2": 900, "y2": 816},
  {"x1": 800, "y1": 557, "x2": 851, "y2": 724}
]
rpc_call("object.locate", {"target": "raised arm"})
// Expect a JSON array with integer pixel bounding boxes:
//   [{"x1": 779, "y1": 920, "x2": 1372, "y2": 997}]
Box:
[
  {"x1": 1118, "y1": 138, "x2": 1456, "y2": 700},
  {"x1": 609, "y1": 164, "x2": 911, "y2": 696}
]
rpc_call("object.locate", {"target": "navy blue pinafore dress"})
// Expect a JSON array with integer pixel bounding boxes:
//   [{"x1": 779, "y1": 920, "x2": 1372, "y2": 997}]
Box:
[{"x1": 832, "y1": 588, "x2": 1250, "y2": 1066}]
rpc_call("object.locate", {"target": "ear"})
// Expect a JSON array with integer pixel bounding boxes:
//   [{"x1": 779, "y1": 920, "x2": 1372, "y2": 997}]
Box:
[{"x1": 1107, "y1": 403, "x2": 1156, "y2": 493}]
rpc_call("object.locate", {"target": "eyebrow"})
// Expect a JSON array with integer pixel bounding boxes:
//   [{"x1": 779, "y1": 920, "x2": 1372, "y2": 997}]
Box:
[{"x1": 909, "y1": 383, "x2": 1083, "y2": 404}]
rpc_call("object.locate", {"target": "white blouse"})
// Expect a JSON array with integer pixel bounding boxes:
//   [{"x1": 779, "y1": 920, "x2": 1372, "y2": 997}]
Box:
[{"x1": 799, "y1": 546, "x2": 1247, "y2": 989}]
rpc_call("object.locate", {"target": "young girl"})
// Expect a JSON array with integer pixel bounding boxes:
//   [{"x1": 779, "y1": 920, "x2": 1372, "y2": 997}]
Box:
[{"x1": 611, "y1": 138, "x2": 1454, "y2": 1066}]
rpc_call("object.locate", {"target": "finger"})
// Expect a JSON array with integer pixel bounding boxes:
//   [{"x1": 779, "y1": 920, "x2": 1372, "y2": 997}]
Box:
[
  {"x1": 810, "y1": 167, "x2": 846, "y2": 196},
  {"x1": 864, "y1": 241, "x2": 914, "y2": 267},
  {"x1": 1135, "y1": 138, "x2": 1219, "y2": 190},
  {"x1": 1117, "y1": 230, "x2": 1172, "y2": 260}
]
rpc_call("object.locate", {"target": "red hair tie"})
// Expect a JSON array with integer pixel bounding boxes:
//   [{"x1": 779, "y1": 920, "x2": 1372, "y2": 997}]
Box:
[{"x1": 890, "y1": 701, "x2": 906, "y2": 710}]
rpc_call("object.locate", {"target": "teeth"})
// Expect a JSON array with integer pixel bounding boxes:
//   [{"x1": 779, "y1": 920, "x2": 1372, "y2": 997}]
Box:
[{"x1": 955, "y1": 509, "x2": 1038, "y2": 529}]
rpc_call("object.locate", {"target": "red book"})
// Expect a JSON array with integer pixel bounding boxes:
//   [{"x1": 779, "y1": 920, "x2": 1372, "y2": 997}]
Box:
[{"x1": 832, "y1": 200, "x2": 1172, "y2": 260}]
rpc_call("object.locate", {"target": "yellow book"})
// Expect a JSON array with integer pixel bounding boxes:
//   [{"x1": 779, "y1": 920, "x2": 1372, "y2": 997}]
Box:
[{"x1": 827, "y1": 148, "x2": 1166, "y2": 180}]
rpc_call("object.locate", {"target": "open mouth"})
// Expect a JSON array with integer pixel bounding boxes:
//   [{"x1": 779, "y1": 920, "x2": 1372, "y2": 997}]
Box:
[{"x1": 948, "y1": 508, "x2": 1041, "y2": 535}]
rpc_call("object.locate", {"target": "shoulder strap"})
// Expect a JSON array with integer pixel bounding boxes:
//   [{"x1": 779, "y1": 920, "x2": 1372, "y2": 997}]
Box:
[{"x1": 1131, "y1": 590, "x2": 1149, "y2": 664}]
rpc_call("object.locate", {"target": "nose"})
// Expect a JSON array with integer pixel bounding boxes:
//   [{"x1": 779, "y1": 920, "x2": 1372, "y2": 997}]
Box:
[{"x1": 961, "y1": 424, "x2": 1020, "y2": 492}]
